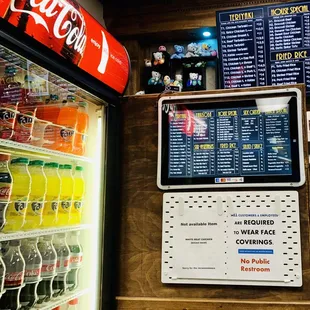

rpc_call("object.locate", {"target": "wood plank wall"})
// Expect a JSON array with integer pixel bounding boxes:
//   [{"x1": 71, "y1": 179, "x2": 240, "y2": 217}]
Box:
[{"x1": 118, "y1": 87, "x2": 310, "y2": 309}]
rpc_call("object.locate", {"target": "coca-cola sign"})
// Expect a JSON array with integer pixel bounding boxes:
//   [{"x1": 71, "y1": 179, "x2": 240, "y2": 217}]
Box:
[
  {"x1": 9, "y1": 0, "x2": 87, "y2": 56},
  {"x1": 0, "y1": 0, "x2": 130, "y2": 94}
]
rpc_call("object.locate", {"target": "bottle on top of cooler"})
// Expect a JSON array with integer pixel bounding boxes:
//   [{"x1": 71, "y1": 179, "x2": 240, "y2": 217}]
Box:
[
  {"x1": 58, "y1": 165, "x2": 74, "y2": 226},
  {"x1": 37, "y1": 235, "x2": 57, "y2": 304},
  {"x1": 24, "y1": 160, "x2": 47, "y2": 230},
  {"x1": 42, "y1": 162, "x2": 61, "y2": 228},
  {"x1": 0, "y1": 153, "x2": 12, "y2": 231},
  {"x1": 3, "y1": 158, "x2": 31, "y2": 232},
  {"x1": 53, "y1": 233, "x2": 71, "y2": 297},
  {"x1": 70, "y1": 166, "x2": 85, "y2": 225},
  {"x1": 67, "y1": 231, "x2": 83, "y2": 291},
  {"x1": 20, "y1": 237, "x2": 42, "y2": 308}
]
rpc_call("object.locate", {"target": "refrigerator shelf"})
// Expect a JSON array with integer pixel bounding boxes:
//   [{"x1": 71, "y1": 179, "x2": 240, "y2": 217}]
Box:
[
  {"x1": 0, "y1": 139, "x2": 92, "y2": 163},
  {"x1": 34, "y1": 288, "x2": 90, "y2": 310},
  {"x1": 0, "y1": 224, "x2": 91, "y2": 242}
]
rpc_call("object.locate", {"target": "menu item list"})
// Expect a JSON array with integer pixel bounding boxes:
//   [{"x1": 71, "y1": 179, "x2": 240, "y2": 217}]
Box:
[
  {"x1": 168, "y1": 107, "x2": 291, "y2": 178},
  {"x1": 217, "y1": 2, "x2": 310, "y2": 93}
]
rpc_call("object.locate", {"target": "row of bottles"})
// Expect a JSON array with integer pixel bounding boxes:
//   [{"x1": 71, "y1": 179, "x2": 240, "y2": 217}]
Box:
[
  {"x1": 0, "y1": 97, "x2": 89, "y2": 156},
  {"x1": 0, "y1": 232, "x2": 83, "y2": 310},
  {"x1": 0, "y1": 154, "x2": 85, "y2": 232}
]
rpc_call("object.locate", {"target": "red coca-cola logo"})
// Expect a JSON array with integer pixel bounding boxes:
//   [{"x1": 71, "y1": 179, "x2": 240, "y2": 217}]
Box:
[
  {"x1": 0, "y1": 186, "x2": 11, "y2": 199},
  {"x1": 9, "y1": 0, "x2": 87, "y2": 57},
  {"x1": 56, "y1": 259, "x2": 69, "y2": 268},
  {"x1": 24, "y1": 268, "x2": 40, "y2": 277},
  {"x1": 5, "y1": 271, "x2": 24, "y2": 286},
  {"x1": 70, "y1": 255, "x2": 82, "y2": 264},
  {"x1": 41, "y1": 263, "x2": 56, "y2": 273}
]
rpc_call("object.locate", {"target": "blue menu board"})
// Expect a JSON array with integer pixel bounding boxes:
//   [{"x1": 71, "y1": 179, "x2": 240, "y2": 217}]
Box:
[
  {"x1": 168, "y1": 107, "x2": 291, "y2": 178},
  {"x1": 217, "y1": 2, "x2": 310, "y2": 93}
]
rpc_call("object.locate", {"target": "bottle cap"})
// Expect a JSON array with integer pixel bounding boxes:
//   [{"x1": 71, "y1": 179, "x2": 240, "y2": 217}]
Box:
[
  {"x1": 29, "y1": 160, "x2": 45, "y2": 166},
  {"x1": 59, "y1": 164, "x2": 65, "y2": 169},
  {"x1": 78, "y1": 102, "x2": 87, "y2": 108},
  {"x1": 0, "y1": 153, "x2": 10, "y2": 162},
  {"x1": 11, "y1": 157, "x2": 29, "y2": 165},
  {"x1": 9, "y1": 240, "x2": 21, "y2": 246},
  {"x1": 63, "y1": 164, "x2": 72, "y2": 170},
  {"x1": 45, "y1": 162, "x2": 59, "y2": 168},
  {"x1": 69, "y1": 298, "x2": 79, "y2": 305},
  {"x1": 76, "y1": 166, "x2": 83, "y2": 171}
]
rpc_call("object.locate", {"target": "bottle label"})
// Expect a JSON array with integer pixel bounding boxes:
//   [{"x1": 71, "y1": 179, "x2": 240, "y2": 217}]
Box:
[
  {"x1": 60, "y1": 200, "x2": 72, "y2": 214},
  {"x1": 0, "y1": 184, "x2": 11, "y2": 200},
  {"x1": 60, "y1": 128, "x2": 74, "y2": 142},
  {"x1": 73, "y1": 200, "x2": 83, "y2": 212},
  {"x1": 4, "y1": 271, "x2": 24, "y2": 287},
  {"x1": 56, "y1": 257, "x2": 70, "y2": 273},
  {"x1": 41, "y1": 260, "x2": 57, "y2": 277},
  {"x1": 14, "y1": 200, "x2": 27, "y2": 215},
  {"x1": 30, "y1": 201, "x2": 44, "y2": 215},
  {"x1": 24, "y1": 264, "x2": 41, "y2": 282},
  {"x1": 69, "y1": 253, "x2": 83, "y2": 269}
]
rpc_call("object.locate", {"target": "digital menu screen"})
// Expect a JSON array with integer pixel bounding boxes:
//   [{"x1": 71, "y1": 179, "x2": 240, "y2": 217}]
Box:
[
  {"x1": 160, "y1": 96, "x2": 302, "y2": 187},
  {"x1": 169, "y1": 106, "x2": 291, "y2": 179},
  {"x1": 217, "y1": 2, "x2": 310, "y2": 93}
]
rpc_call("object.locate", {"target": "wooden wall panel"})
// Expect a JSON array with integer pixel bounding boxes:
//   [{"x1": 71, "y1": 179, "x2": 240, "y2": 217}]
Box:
[
  {"x1": 104, "y1": 0, "x2": 297, "y2": 38},
  {"x1": 118, "y1": 87, "x2": 310, "y2": 309}
]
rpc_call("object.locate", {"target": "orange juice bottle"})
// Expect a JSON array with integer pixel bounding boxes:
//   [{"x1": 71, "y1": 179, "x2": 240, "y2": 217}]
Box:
[
  {"x1": 58, "y1": 164, "x2": 74, "y2": 226},
  {"x1": 57, "y1": 102, "x2": 78, "y2": 129},
  {"x1": 69, "y1": 166, "x2": 85, "y2": 225},
  {"x1": 3, "y1": 158, "x2": 31, "y2": 232},
  {"x1": 42, "y1": 162, "x2": 61, "y2": 228},
  {"x1": 76, "y1": 102, "x2": 89, "y2": 134},
  {"x1": 24, "y1": 160, "x2": 47, "y2": 230}
]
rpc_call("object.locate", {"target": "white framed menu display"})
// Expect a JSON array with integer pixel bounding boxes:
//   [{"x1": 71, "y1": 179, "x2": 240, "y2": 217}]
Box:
[{"x1": 162, "y1": 191, "x2": 302, "y2": 287}]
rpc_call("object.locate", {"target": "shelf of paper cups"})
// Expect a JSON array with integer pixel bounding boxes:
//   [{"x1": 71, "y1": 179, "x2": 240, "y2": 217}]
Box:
[
  {"x1": 0, "y1": 224, "x2": 91, "y2": 242},
  {"x1": 0, "y1": 136, "x2": 91, "y2": 163},
  {"x1": 34, "y1": 288, "x2": 89, "y2": 310}
]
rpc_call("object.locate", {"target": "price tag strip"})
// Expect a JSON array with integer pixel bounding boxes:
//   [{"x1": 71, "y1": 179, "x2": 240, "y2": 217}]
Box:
[{"x1": 162, "y1": 191, "x2": 302, "y2": 287}]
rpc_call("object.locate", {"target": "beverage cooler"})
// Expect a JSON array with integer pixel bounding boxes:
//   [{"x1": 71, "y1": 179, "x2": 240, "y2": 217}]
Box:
[{"x1": 0, "y1": 1, "x2": 130, "y2": 310}]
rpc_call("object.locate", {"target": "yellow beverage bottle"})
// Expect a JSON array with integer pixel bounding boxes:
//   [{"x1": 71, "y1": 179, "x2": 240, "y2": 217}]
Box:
[
  {"x1": 58, "y1": 164, "x2": 74, "y2": 226},
  {"x1": 69, "y1": 166, "x2": 85, "y2": 225},
  {"x1": 42, "y1": 162, "x2": 61, "y2": 227},
  {"x1": 24, "y1": 160, "x2": 47, "y2": 230},
  {"x1": 3, "y1": 158, "x2": 31, "y2": 232}
]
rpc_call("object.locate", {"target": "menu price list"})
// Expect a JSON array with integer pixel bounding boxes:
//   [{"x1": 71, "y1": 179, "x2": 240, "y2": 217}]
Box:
[
  {"x1": 218, "y1": 8, "x2": 267, "y2": 89},
  {"x1": 217, "y1": 2, "x2": 310, "y2": 93},
  {"x1": 168, "y1": 108, "x2": 292, "y2": 178}
]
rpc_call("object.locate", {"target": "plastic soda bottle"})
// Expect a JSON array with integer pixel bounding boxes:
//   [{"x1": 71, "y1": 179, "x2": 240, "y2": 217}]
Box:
[
  {"x1": 70, "y1": 166, "x2": 85, "y2": 225},
  {"x1": 0, "y1": 154, "x2": 13, "y2": 231},
  {"x1": 20, "y1": 237, "x2": 42, "y2": 308},
  {"x1": 3, "y1": 240, "x2": 25, "y2": 289},
  {"x1": 24, "y1": 160, "x2": 47, "y2": 230},
  {"x1": 67, "y1": 231, "x2": 83, "y2": 291},
  {"x1": 3, "y1": 158, "x2": 31, "y2": 232},
  {"x1": 2, "y1": 240, "x2": 25, "y2": 310},
  {"x1": 53, "y1": 233, "x2": 70, "y2": 297},
  {"x1": 37, "y1": 235, "x2": 57, "y2": 304},
  {"x1": 42, "y1": 163, "x2": 61, "y2": 228},
  {"x1": 76, "y1": 102, "x2": 89, "y2": 134},
  {"x1": 58, "y1": 165, "x2": 74, "y2": 226}
]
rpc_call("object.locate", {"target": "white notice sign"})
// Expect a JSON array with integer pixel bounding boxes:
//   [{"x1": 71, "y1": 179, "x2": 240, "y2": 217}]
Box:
[{"x1": 162, "y1": 191, "x2": 302, "y2": 287}]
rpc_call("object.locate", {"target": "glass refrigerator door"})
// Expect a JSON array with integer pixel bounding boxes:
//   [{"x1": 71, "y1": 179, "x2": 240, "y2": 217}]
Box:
[{"x1": 0, "y1": 43, "x2": 106, "y2": 310}]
